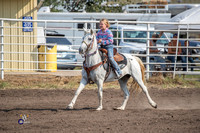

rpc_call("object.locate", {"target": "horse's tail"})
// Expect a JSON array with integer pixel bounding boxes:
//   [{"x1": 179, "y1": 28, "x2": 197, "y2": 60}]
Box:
[
  {"x1": 130, "y1": 56, "x2": 146, "y2": 93},
  {"x1": 136, "y1": 57, "x2": 146, "y2": 84}
]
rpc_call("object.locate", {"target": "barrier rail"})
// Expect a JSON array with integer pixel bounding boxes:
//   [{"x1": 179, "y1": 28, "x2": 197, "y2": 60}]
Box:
[
  {"x1": 123, "y1": 4, "x2": 168, "y2": 13},
  {"x1": 0, "y1": 18, "x2": 199, "y2": 80}
]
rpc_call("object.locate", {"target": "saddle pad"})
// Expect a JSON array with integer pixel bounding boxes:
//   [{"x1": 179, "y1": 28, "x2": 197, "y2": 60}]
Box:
[
  {"x1": 99, "y1": 50, "x2": 127, "y2": 70},
  {"x1": 116, "y1": 54, "x2": 127, "y2": 70}
]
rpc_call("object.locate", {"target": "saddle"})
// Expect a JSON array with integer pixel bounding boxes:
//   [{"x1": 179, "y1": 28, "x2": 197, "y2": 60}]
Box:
[
  {"x1": 99, "y1": 47, "x2": 127, "y2": 75},
  {"x1": 99, "y1": 48, "x2": 124, "y2": 62}
]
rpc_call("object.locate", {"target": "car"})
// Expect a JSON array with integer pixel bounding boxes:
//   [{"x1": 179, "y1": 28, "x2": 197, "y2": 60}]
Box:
[
  {"x1": 164, "y1": 39, "x2": 200, "y2": 64},
  {"x1": 45, "y1": 30, "x2": 77, "y2": 70},
  {"x1": 179, "y1": 40, "x2": 200, "y2": 55},
  {"x1": 109, "y1": 24, "x2": 171, "y2": 54}
]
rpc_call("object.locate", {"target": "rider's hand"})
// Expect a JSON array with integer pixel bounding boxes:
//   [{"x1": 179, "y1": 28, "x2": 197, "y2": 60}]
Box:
[{"x1": 98, "y1": 39, "x2": 102, "y2": 44}]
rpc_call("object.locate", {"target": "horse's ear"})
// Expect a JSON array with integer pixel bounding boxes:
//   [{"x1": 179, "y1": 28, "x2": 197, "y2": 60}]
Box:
[
  {"x1": 83, "y1": 27, "x2": 91, "y2": 34},
  {"x1": 83, "y1": 27, "x2": 87, "y2": 34},
  {"x1": 90, "y1": 29, "x2": 94, "y2": 35}
]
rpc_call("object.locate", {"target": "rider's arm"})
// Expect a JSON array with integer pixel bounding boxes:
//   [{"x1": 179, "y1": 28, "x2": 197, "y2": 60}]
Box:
[{"x1": 96, "y1": 31, "x2": 100, "y2": 43}]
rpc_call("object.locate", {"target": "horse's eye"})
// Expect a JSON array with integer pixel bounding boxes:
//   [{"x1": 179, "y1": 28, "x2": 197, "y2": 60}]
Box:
[{"x1": 88, "y1": 38, "x2": 92, "y2": 41}]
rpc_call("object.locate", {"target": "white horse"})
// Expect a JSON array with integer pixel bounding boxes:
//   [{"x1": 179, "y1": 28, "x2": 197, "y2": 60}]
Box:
[{"x1": 67, "y1": 29, "x2": 157, "y2": 111}]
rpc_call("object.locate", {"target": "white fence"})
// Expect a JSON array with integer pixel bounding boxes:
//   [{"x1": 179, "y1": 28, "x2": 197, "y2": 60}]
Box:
[{"x1": 0, "y1": 18, "x2": 200, "y2": 80}]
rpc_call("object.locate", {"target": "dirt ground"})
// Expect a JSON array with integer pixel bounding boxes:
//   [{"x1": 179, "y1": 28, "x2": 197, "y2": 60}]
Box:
[{"x1": 0, "y1": 73, "x2": 200, "y2": 133}]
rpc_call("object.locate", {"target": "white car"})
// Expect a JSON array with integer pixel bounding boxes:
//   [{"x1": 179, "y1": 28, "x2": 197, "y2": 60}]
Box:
[
  {"x1": 46, "y1": 31, "x2": 77, "y2": 70},
  {"x1": 109, "y1": 24, "x2": 171, "y2": 54}
]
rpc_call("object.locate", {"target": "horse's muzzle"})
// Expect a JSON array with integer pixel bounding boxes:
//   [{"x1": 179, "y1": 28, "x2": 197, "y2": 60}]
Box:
[{"x1": 79, "y1": 47, "x2": 83, "y2": 54}]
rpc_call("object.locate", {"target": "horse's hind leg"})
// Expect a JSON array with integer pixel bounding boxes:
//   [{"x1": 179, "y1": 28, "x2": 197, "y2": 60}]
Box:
[
  {"x1": 67, "y1": 77, "x2": 87, "y2": 109},
  {"x1": 138, "y1": 80, "x2": 157, "y2": 108},
  {"x1": 131, "y1": 66, "x2": 157, "y2": 108},
  {"x1": 116, "y1": 75, "x2": 130, "y2": 110}
]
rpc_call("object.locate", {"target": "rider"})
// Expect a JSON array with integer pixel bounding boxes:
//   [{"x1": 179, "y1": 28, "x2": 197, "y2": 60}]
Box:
[{"x1": 96, "y1": 18, "x2": 122, "y2": 78}]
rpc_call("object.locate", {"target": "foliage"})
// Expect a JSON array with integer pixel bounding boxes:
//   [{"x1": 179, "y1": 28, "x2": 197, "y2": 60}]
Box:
[
  {"x1": 85, "y1": 0, "x2": 104, "y2": 12},
  {"x1": 38, "y1": 0, "x2": 63, "y2": 12},
  {"x1": 61, "y1": 0, "x2": 87, "y2": 12},
  {"x1": 85, "y1": 0, "x2": 123, "y2": 13},
  {"x1": 37, "y1": 0, "x2": 124, "y2": 12}
]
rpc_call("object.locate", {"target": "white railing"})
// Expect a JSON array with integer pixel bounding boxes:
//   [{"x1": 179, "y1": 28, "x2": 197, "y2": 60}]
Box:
[
  {"x1": 0, "y1": 18, "x2": 199, "y2": 80},
  {"x1": 123, "y1": 4, "x2": 168, "y2": 13}
]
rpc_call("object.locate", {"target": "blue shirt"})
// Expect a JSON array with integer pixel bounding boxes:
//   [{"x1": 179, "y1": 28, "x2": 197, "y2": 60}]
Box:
[{"x1": 96, "y1": 28, "x2": 113, "y2": 45}]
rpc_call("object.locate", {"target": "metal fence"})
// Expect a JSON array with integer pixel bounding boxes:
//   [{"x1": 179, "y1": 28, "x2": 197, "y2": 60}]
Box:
[{"x1": 0, "y1": 18, "x2": 200, "y2": 80}]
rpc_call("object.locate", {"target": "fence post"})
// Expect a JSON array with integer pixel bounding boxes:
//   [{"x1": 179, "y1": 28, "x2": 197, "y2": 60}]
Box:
[
  {"x1": 116, "y1": 21, "x2": 119, "y2": 50},
  {"x1": 44, "y1": 21, "x2": 47, "y2": 71},
  {"x1": 0, "y1": 20, "x2": 4, "y2": 80},
  {"x1": 146, "y1": 23, "x2": 150, "y2": 80},
  {"x1": 173, "y1": 27, "x2": 180, "y2": 79},
  {"x1": 186, "y1": 24, "x2": 189, "y2": 72}
]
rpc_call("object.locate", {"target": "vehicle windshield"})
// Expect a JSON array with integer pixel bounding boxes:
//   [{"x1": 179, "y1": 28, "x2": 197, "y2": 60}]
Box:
[
  {"x1": 57, "y1": 51, "x2": 76, "y2": 59},
  {"x1": 123, "y1": 31, "x2": 170, "y2": 44},
  {"x1": 46, "y1": 37, "x2": 72, "y2": 45}
]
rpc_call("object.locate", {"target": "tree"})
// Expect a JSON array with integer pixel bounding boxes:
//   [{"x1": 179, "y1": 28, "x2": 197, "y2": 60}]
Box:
[
  {"x1": 85, "y1": 0, "x2": 104, "y2": 12},
  {"x1": 84, "y1": 0, "x2": 124, "y2": 13},
  {"x1": 38, "y1": 0, "x2": 63, "y2": 12},
  {"x1": 37, "y1": 0, "x2": 124, "y2": 12},
  {"x1": 62, "y1": 0, "x2": 87, "y2": 12}
]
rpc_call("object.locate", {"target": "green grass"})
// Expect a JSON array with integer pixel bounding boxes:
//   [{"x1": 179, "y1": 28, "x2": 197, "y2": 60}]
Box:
[
  {"x1": 183, "y1": 74, "x2": 200, "y2": 79},
  {"x1": 0, "y1": 82, "x2": 9, "y2": 89},
  {"x1": 161, "y1": 75, "x2": 200, "y2": 89},
  {"x1": 1, "y1": 74, "x2": 199, "y2": 90}
]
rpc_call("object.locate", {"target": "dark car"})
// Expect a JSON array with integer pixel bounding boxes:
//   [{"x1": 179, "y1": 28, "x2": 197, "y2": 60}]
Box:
[{"x1": 179, "y1": 40, "x2": 200, "y2": 55}]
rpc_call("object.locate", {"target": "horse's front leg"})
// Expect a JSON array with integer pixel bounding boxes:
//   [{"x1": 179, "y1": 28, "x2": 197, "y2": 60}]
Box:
[
  {"x1": 96, "y1": 79, "x2": 104, "y2": 111},
  {"x1": 67, "y1": 77, "x2": 87, "y2": 109}
]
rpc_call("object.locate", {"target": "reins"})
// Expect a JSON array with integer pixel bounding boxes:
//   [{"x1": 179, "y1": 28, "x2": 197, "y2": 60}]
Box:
[
  {"x1": 82, "y1": 36, "x2": 94, "y2": 55},
  {"x1": 82, "y1": 35, "x2": 107, "y2": 80},
  {"x1": 83, "y1": 51, "x2": 107, "y2": 78}
]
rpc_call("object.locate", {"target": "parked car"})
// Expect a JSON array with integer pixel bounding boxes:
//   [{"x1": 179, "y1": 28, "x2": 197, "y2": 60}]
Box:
[
  {"x1": 180, "y1": 40, "x2": 200, "y2": 55},
  {"x1": 46, "y1": 30, "x2": 77, "y2": 70},
  {"x1": 109, "y1": 24, "x2": 171, "y2": 54}
]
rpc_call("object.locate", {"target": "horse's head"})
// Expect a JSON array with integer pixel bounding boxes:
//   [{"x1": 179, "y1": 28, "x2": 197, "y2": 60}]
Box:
[{"x1": 79, "y1": 28, "x2": 96, "y2": 55}]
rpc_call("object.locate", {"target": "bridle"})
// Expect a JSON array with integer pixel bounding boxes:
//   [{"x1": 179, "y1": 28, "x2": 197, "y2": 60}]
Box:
[
  {"x1": 81, "y1": 34, "x2": 107, "y2": 83},
  {"x1": 81, "y1": 35, "x2": 97, "y2": 57}
]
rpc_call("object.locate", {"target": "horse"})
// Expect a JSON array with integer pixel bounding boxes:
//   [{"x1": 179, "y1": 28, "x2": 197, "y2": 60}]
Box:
[{"x1": 67, "y1": 29, "x2": 157, "y2": 111}]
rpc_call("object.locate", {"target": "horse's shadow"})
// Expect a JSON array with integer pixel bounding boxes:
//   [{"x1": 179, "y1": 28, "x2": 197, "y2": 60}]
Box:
[
  {"x1": 0, "y1": 107, "x2": 97, "y2": 112},
  {"x1": 65, "y1": 107, "x2": 97, "y2": 111}
]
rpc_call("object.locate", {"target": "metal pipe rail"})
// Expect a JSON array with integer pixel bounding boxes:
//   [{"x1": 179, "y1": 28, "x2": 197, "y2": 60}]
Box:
[{"x1": 0, "y1": 18, "x2": 199, "y2": 80}]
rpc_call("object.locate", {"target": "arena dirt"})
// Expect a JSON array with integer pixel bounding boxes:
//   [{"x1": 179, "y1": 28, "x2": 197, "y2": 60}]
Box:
[{"x1": 0, "y1": 83, "x2": 200, "y2": 132}]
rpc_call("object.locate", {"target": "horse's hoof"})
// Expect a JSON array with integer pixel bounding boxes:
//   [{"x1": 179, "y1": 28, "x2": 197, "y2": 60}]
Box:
[
  {"x1": 96, "y1": 107, "x2": 103, "y2": 111},
  {"x1": 150, "y1": 101, "x2": 157, "y2": 109},
  {"x1": 66, "y1": 105, "x2": 73, "y2": 110},
  {"x1": 151, "y1": 103, "x2": 157, "y2": 109},
  {"x1": 114, "y1": 107, "x2": 125, "y2": 110}
]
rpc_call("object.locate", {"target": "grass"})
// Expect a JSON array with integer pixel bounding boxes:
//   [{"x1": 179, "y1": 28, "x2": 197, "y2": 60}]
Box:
[
  {"x1": 183, "y1": 74, "x2": 200, "y2": 79},
  {"x1": 0, "y1": 81, "x2": 9, "y2": 89},
  {"x1": 161, "y1": 75, "x2": 200, "y2": 89},
  {"x1": 0, "y1": 74, "x2": 199, "y2": 90}
]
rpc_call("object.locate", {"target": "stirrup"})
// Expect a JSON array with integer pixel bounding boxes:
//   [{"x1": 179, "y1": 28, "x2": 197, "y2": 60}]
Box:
[{"x1": 114, "y1": 70, "x2": 123, "y2": 79}]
